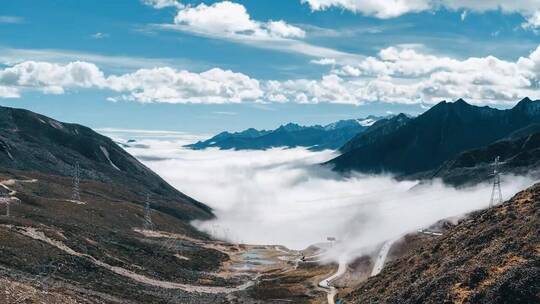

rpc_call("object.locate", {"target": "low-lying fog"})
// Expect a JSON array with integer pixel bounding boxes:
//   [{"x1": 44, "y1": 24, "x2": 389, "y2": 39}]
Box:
[{"x1": 102, "y1": 129, "x2": 536, "y2": 263}]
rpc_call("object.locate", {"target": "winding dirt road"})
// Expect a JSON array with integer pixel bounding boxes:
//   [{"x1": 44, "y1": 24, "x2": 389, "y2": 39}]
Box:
[
  {"x1": 319, "y1": 260, "x2": 347, "y2": 304},
  {"x1": 12, "y1": 225, "x2": 255, "y2": 294},
  {"x1": 371, "y1": 239, "x2": 396, "y2": 277}
]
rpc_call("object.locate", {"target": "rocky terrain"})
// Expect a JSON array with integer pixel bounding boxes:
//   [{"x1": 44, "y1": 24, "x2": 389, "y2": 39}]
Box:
[{"x1": 342, "y1": 182, "x2": 540, "y2": 303}]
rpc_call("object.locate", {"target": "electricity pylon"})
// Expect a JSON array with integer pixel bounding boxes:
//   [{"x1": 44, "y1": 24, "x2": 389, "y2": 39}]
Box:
[
  {"x1": 143, "y1": 194, "x2": 153, "y2": 230},
  {"x1": 489, "y1": 156, "x2": 503, "y2": 208},
  {"x1": 0, "y1": 194, "x2": 10, "y2": 217},
  {"x1": 72, "y1": 162, "x2": 81, "y2": 201}
]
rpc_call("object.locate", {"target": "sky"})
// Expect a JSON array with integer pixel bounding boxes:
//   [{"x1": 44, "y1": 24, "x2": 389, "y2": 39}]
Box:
[{"x1": 2, "y1": 0, "x2": 540, "y2": 133}]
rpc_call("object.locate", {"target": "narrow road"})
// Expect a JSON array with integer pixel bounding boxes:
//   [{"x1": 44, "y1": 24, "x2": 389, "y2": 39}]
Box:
[
  {"x1": 319, "y1": 260, "x2": 347, "y2": 304},
  {"x1": 370, "y1": 239, "x2": 396, "y2": 277},
  {"x1": 14, "y1": 226, "x2": 255, "y2": 294}
]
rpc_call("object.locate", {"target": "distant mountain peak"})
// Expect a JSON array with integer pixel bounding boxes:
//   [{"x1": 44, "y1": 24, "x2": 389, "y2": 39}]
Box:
[
  {"x1": 454, "y1": 98, "x2": 470, "y2": 105},
  {"x1": 277, "y1": 122, "x2": 304, "y2": 132},
  {"x1": 186, "y1": 118, "x2": 373, "y2": 151},
  {"x1": 514, "y1": 97, "x2": 540, "y2": 115},
  {"x1": 394, "y1": 113, "x2": 409, "y2": 119},
  {"x1": 519, "y1": 97, "x2": 533, "y2": 104},
  {"x1": 357, "y1": 116, "x2": 378, "y2": 127},
  {"x1": 331, "y1": 97, "x2": 540, "y2": 175}
]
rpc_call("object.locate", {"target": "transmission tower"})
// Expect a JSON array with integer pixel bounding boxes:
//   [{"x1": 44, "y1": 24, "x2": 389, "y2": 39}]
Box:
[
  {"x1": 72, "y1": 162, "x2": 81, "y2": 201},
  {"x1": 489, "y1": 156, "x2": 503, "y2": 208},
  {"x1": 143, "y1": 194, "x2": 153, "y2": 230},
  {"x1": 0, "y1": 193, "x2": 10, "y2": 217}
]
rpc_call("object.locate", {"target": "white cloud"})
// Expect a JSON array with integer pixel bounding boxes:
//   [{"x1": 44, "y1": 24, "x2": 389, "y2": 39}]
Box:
[
  {"x1": 0, "y1": 86, "x2": 19, "y2": 98},
  {"x1": 142, "y1": 0, "x2": 183, "y2": 9},
  {"x1": 301, "y1": 0, "x2": 431, "y2": 18},
  {"x1": 117, "y1": 135, "x2": 535, "y2": 262},
  {"x1": 3, "y1": 43, "x2": 540, "y2": 105},
  {"x1": 91, "y1": 32, "x2": 110, "y2": 39},
  {"x1": 107, "y1": 67, "x2": 263, "y2": 104},
  {"x1": 174, "y1": 1, "x2": 258, "y2": 35},
  {"x1": 301, "y1": 0, "x2": 540, "y2": 31},
  {"x1": 266, "y1": 20, "x2": 306, "y2": 38},
  {"x1": 265, "y1": 74, "x2": 363, "y2": 105},
  {"x1": 0, "y1": 61, "x2": 262, "y2": 104},
  {"x1": 173, "y1": 1, "x2": 305, "y2": 39},
  {"x1": 152, "y1": 1, "x2": 363, "y2": 62},
  {"x1": 0, "y1": 61, "x2": 106, "y2": 96},
  {"x1": 522, "y1": 11, "x2": 540, "y2": 31},
  {"x1": 297, "y1": 44, "x2": 540, "y2": 105},
  {"x1": 310, "y1": 58, "x2": 336, "y2": 65}
]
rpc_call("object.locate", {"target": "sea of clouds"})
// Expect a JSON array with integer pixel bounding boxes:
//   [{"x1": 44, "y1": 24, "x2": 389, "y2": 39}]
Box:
[{"x1": 101, "y1": 128, "x2": 537, "y2": 263}]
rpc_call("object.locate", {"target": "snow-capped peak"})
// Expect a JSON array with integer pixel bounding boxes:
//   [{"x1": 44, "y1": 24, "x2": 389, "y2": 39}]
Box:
[{"x1": 357, "y1": 118, "x2": 377, "y2": 127}]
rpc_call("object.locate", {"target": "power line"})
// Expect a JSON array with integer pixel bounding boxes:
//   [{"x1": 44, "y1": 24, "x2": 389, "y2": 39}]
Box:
[
  {"x1": 489, "y1": 156, "x2": 503, "y2": 208},
  {"x1": 0, "y1": 195, "x2": 10, "y2": 217}
]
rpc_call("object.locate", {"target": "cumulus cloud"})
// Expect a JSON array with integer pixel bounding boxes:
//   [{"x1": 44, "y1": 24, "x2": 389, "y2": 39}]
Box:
[
  {"x1": 115, "y1": 132, "x2": 536, "y2": 263},
  {"x1": 152, "y1": 1, "x2": 364, "y2": 61},
  {"x1": 142, "y1": 0, "x2": 183, "y2": 9},
  {"x1": 298, "y1": 44, "x2": 540, "y2": 105},
  {"x1": 301, "y1": 0, "x2": 431, "y2": 18},
  {"x1": 173, "y1": 1, "x2": 305, "y2": 39},
  {"x1": 522, "y1": 11, "x2": 540, "y2": 31},
  {"x1": 0, "y1": 86, "x2": 20, "y2": 98},
  {"x1": 266, "y1": 20, "x2": 306, "y2": 38},
  {"x1": 0, "y1": 61, "x2": 262, "y2": 104},
  {"x1": 3, "y1": 43, "x2": 540, "y2": 105},
  {"x1": 302, "y1": 0, "x2": 540, "y2": 23},
  {"x1": 0, "y1": 61, "x2": 106, "y2": 96},
  {"x1": 107, "y1": 67, "x2": 263, "y2": 104}
]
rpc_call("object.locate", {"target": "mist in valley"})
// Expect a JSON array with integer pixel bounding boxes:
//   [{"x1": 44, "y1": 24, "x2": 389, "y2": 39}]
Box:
[{"x1": 104, "y1": 129, "x2": 536, "y2": 263}]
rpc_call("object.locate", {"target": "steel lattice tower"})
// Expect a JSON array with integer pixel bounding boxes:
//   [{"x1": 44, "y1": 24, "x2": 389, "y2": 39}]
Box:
[
  {"x1": 143, "y1": 194, "x2": 153, "y2": 230},
  {"x1": 489, "y1": 156, "x2": 503, "y2": 208},
  {"x1": 72, "y1": 162, "x2": 81, "y2": 201}
]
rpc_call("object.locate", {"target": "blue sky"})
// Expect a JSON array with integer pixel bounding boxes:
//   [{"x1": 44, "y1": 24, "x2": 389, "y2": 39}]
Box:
[{"x1": 1, "y1": 0, "x2": 540, "y2": 133}]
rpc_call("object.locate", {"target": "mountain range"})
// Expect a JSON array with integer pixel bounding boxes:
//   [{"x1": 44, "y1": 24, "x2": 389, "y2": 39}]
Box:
[
  {"x1": 186, "y1": 116, "x2": 382, "y2": 151},
  {"x1": 329, "y1": 98, "x2": 540, "y2": 179},
  {"x1": 0, "y1": 103, "x2": 538, "y2": 303}
]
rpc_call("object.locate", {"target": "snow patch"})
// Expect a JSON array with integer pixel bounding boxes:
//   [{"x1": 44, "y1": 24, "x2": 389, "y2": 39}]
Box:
[
  {"x1": 358, "y1": 118, "x2": 377, "y2": 127},
  {"x1": 100, "y1": 146, "x2": 121, "y2": 171},
  {"x1": 48, "y1": 120, "x2": 64, "y2": 130}
]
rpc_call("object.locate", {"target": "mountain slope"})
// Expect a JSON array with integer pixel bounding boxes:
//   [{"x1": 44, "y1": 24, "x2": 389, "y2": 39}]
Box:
[
  {"x1": 0, "y1": 106, "x2": 322, "y2": 303},
  {"x1": 343, "y1": 182, "x2": 540, "y2": 303},
  {"x1": 339, "y1": 113, "x2": 412, "y2": 154},
  {"x1": 330, "y1": 98, "x2": 540, "y2": 175},
  {"x1": 0, "y1": 105, "x2": 211, "y2": 220},
  {"x1": 420, "y1": 125, "x2": 540, "y2": 186},
  {"x1": 186, "y1": 117, "x2": 381, "y2": 151}
]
